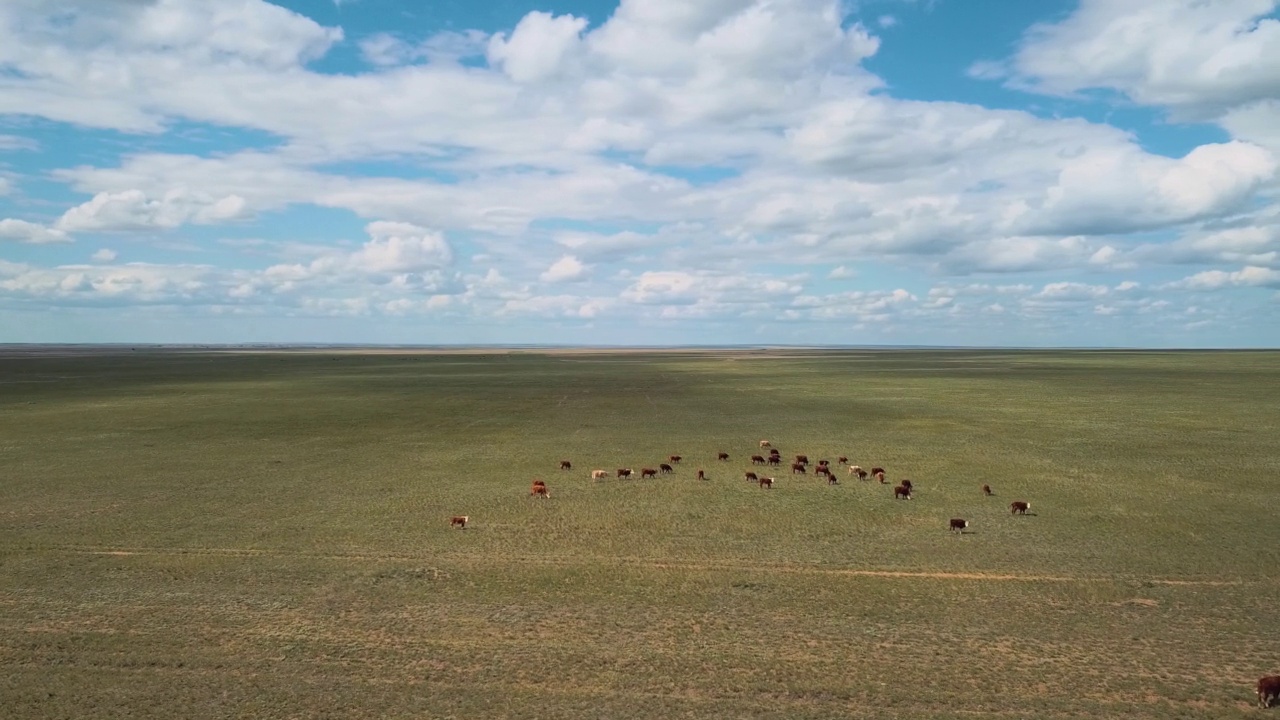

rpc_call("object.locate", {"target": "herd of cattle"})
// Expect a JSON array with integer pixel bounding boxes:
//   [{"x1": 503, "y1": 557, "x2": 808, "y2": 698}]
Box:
[{"x1": 448, "y1": 439, "x2": 1280, "y2": 709}]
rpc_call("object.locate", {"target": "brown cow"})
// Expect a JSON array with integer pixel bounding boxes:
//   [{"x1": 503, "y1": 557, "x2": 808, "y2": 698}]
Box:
[
  {"x1": 791, "y1": 462, "x2": 807, "y2": 474},
  {"x1": 759, "y1": 476, "x2": 774, "y2": 488},
  {"x1": 559, "y1": 460, "x2": 572, "y2": 470},
  {"x1": 849, "y1": 465, "x2": 868, "y2": 480},
  {"x1": 901, "y1": 479, "x2": 913, "y2": 492},
  {"x1": 1258, "y1": 675, "x2": 1280, "y2": 708},
  {"x1": 531, "y1": 481, "x2": 550, "y2": 498},
  {"x1": 768, "y1": 448, "x2": 781, "y2": 456},
  {"x1": 949, "y1": 518, "x2": 969, "y2": 533},
  {"x1": 450, "y1": 515, "x2": 469, "y2": 528},
  {"x1": 894, "y1": 484, "x2": 912, "y2": 500},
  {"x1": 697, "y1": 469, "x2": 706, "y2": 480},
  {"x1": 982, "y1": 484, "x2": 993, "y2": 496},
  {"x1": 837, "y1": 456, "x2": 849, "y2": 465},
  {"x1": 617, "y1": 468, "x2": 632, "y2": 479},
  {"x1": 591, "y1": 469, "x2": 608, "y2": 480},
  {"x1": 669, "y1": 455, "x2": 682, "y2": 463},
  {"x1": 759, "y1": 440, "x2": 771, "y2": 448},
  {"x1": 660, "y1": 463, "x2": 674, "y2": 474},
  {"x1": 817, "y1": 459, "x2": 829, "y2": 467},
  {"x1": 1010, "y1": 501, "x2": 1030, "y2": 515},
  {"x1": 641, "y1": 468, "x2": 658, "y2": 479},
  {"x1": 875, "y1": 471, "x2": 887, "y2": 484},
  {"x1": 870, "y1": 466, "x2": 885, "y2": 476},
  {"x1": 744, "y1": 471, "x2": 758, "y2": 482},
  {"x1": 815, "y1": 466, "x2": 832, "y2": 478},
  {"x1": 795, "y1": 455, "x2": 809, "y2": 464},
  {"x1": 826, "y1": 472, "x2": 839, "y2": 485},
  {"x1": 751, "y1": 455, "x2": 766, "y2": 465},
  {"x1": 717, "y1": 452, "x2": 730, "y2": 461},
  {"x1": 767, "y1": 456, "x2": 781, "y2": 466}
]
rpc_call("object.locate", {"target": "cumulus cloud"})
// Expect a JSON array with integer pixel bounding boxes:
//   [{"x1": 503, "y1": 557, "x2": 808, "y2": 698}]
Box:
[
  {"x1": 540, "y1": 255, "x2": 590, "y2": 283},
  {"x1": 0, "y1": 219, "x2": 70, "y2": 244},
  {"x1": 1167, "y1": 265, "x2": 1280, "y2": 290},
  {"x1": 91, "y1": 248, "x2": 118, "y2": 263},
  {"x1": 56, "y1": 190, "x2": 249, "y2": 232}
]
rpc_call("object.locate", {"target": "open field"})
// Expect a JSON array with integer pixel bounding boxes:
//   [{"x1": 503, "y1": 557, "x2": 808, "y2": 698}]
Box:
[{"x1": 2, "y1": 348, "x2": 1279, "y2": 719}]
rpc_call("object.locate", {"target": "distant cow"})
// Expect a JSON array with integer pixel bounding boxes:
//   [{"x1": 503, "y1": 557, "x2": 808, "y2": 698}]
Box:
[
  {"x1": 591, "y1": 469, "x2": 608, "y2": 480},
  {"x1": 697, "y1": 469, "x2": 706, "y2": 480},
  {"x1": 559, "y1": 460, "x2": 572, "y2": 470},
  {"x1": 759, "y1": 476, "x2": 774, "y2": 488},
  {"x1": 751, "y1": 455, "x2": 766, "y2": 465},
  {"x1": 817, "y1": 459, "x2": 829, "y2": 467},
  {"x1": 660, "y1": 463, "x2": 674, "y2": 474},
  {"x1": 815, "y1": 466, "x2": 832, "y2": 478},
  {"x1": 1258, "y1": 675, "x2": 1280, "y2": 708},
  {"x1": 641, "y1": 468, "x2": 658, "y2": 479},
  {"x1": 982, "y1": 484, "x2": 993, "y2": 496},
  {"x1": 1010, "y1": 501, "x2": 1030, "y2": 515},
  {"x1": 767, "y1": 456, "x2": 781, "y2": 466},
  {"x1": 450, "y1": 515, "x2": 469, "y2": 529},
  {"x1": 744, "y1": 471, "x2": 758, "y2": 482},
  {"x1": 768, "y1": 448, "x2": 781, "y2": 456},
  {"x1": 759, "y1": 440, "x2": 771, "y2": 448},
  {"x1": 875, "y1": 471, "x2": 886, "y2": 484},
  {"x1": 795, "y1": 455, "x2": 809, "y2": 464},
  {"x1": 669, "y1": 455, "x2": 682, "y2": 463},
  {"x1": 717, "y1": 452, "x2": 729, "y2": 461},
  {"x1": 837, "y1": 456, "x2": 849, "y2": 465},
  {"x1": 870, "y1": 466, "x2": 885, "y2": 477},
  {"x1": 901, "y1": 479, "x2": 913, "y2": 492},
  {"x1": 894, "y1": 485, "x2": 912, "y2": 500},
  {"x1": 850, "y1": 465, "x2": 868, "y2": 480},
  {"x1": 791, "y1": 462, "x2": 807, "y2": 474},
  {"x1": 617, "y1": 468, "x2": 632, "y2": 479},
  {"x1": 826, "y1": 472, "x2": 839, "y2": 485},
  {"x1": 531, "y1": 481, "x2": 550, "y2": 498},
  {"x1": 949, "y1": 518, "x2": 969, "y2": 533}
]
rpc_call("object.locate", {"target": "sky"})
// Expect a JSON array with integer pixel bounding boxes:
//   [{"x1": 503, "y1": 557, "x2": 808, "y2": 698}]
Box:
[{"x1": 1, "y1": 0, "x2": 1279, "y2": 347}]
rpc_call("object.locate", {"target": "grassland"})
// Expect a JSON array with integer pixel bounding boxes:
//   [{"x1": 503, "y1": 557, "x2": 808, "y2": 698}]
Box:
[{"x1": 1, "y1": 348, "x2": 1279, "y2": 719}]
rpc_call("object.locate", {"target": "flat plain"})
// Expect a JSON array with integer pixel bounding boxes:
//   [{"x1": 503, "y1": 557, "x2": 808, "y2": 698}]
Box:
[{"x1": 1, "y1": 348, "x2": 1278, "y2": 719}]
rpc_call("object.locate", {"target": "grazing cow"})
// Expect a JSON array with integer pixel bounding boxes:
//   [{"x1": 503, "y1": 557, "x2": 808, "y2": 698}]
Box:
[
  {"x1": 641, "y1": 468, "x2": 658, "y2": 479},
  {"x1": 791, "y1": 462, "x2": 807, "y2": 474},
  {"x1": 669, "y1": 455, "x2": 682, "y2": 464},
  {"x1": 768, "y1": 448, "x2": 781, "y2": 456},
  {"x1": 1010, "y1": 501, "x2": 1030, "y2": 515},
  {"x1": 795, "y1": 455, "x2": 809, "y2": 465},
  {"x1": 744, "y1": 471, "x2": 758, "y2": 482},
  {"x1": 767, "y1": 456, "x2": 781, "y2": 466},
  {"x1": 660, "y1": 463, "x2": 674, "y2": 474},
  {"x1": 817, "y1": 459, "x2": 829, "y2": 468},
  {"x1": 531, "y1": 481, "x2": 550, "y2": 498},
  {"x1": 870, "y1": 466, "x2": 885, "y2": 477},
  {"x1": 759, "y1": 476, "x2": 774, "y2": 488},
  {"x1": 826, "y1": 472, "x2": 839, "y2": 485},
  {"x1": 949, "y1": 518, "x2": 969, "y2": 533},
  {"x1": 894, "y1": 484, "x2": 912, "y2": 500},
  {"x1": 837, "y1": 456, "x2": 849, "y2": 465},
  {"x1": 697, "y1": 469, "x2": 706, "y2": 480},
  {"x1": 751, "y1": 455, "x2": 766, "y2": 465},
  {"x1": 759, "y1": 440, "x2": 771, "y2": 448},
  {"x1": 717, "y1": 452, "x2": 730, "y2": 461},
  {"x1": 450, "y1": 515, "x2": 469, "y2": 529},
  {"x1": 617, "y1": 468, "x2": 632, "y2": 479},
  {"x1": 591, "y1": 469, "x2": 608, "y2": 480},
  {"x1": 901, "y1": 479, "x2": 913, "y2": 492},
  {"x1": 815, "y1": 466, "x2": 832, "y2": 478},
  {"x1": 982, "y1": 484, "x2": 993, "y2": 496},
  {"x1": 1258, "y1": 675, "x2": 1280, "y2": 708},
  {"x1": 875, "y1": 471, "x2": 887, "y2": 484},
  {"x1": 559, "y1": 460, "x2": 572, "y2": 470},
  {"x1": 849, "y1": 465, "x2": 868, "y2": 480}
]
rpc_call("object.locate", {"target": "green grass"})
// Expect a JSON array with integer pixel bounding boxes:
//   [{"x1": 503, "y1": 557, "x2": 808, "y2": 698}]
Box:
[{"x1": 1, "y1": 349, "x2": 1278, "y2": 719}]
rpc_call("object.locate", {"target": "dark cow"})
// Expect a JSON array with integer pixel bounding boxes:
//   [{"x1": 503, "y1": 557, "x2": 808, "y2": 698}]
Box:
[
  {"x1": 870, "y1": 466, "x2": 885, "y2": 477},
  {"x1": 850, "y1": 465, "x2": 868, "y2": 480},
  {"x1": 982, "y1": 484, "x2": 993, "y2": 496},
  {"x1": 1258, "y1": 675, "x2": 1280, "y2": 708},
  {"x1": 767, "y1": 456, "x2": 781, "y2": 466},
  {"x1": 1010, "y1": 501, "x2": 1030, "y2": 515},
  {"x1": 759, "y1": 476, "x2": 774, "y2": 489},
  {"x1": 660, "y1": 463, "x2": 674, "y2": 474},
  {"x1": 837, "y1": 456, "x2": 849, "y2": 465},
  {"x1": 617, "y1": 468, "x2": 632, "y2": 479},
  {"x1": 795, "y1": 455, "x2": 809, "y2": 465},
  {"x1": 815, "y1": 466, "x2": 832, "y2": 478},
  {"x1": 450, "y1": 515, "x2": 469, "y2": 528},
  {"x1": 949, "y1": 518, "x2": 969, "y2": 533},
  {"x1": 875, "y1": 471, "x2": 887, "y2": 484},
  {"x1": 640, "y1": 468, "x2": 658, "y2": 479},
  {"x1": 791, "y1": 462, "x2": 807, "y2": 474},
  {"x1": 744, "y1": 471, "x2": 758, "y2": 482},
  {"x1": 894, "y1": 484, "x2": 912, "y2": 500},
  {"x1": 901, "y1": 479, "x2": 913, "y2": 492},
  {"x1": 717, "y1": 452, "x2": 730, "y2": 461},
  {"x1": 559, "y1": 460, "x2": 572, "y2": 470},
  {"x1": 817, "y1": 459, "x2": 829, "y2": 467},
  {"x1": 669, "y1": 455, "x2": 682, "y2": 463},
  {"x1": 751, "y1": 455, "x2": 767, "y2": 465},
  {"x1": 697, "y1": 469, "x2": 706, "y2": 480},
  {"x1": 768, "y1": 448, "x2": 781, "y2": 456},
  {"x1": 826, "y1": 472, "x2": 839, "y2": 485}
]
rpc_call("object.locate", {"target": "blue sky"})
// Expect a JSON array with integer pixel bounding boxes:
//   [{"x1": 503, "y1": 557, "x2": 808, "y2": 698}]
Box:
[{"x1": 2, "y1": 0, "x2": 1279, "y2": 347}]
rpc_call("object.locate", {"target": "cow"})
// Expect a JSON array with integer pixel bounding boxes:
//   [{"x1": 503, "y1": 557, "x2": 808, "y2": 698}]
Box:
[
  {"x1": 744, "y1": 471, "x2": 758, "y2": 482},
  {"x1": 759, "y1": 476, "x2": 774, "y2": 488},
  {"x1": 531, "y1": 481, "x2": 550, "y2": 498},
  {"x1": 875, "y1": 471, "x2": 887, "y2": 484},
  {"x1": 982, "y1": 484, "x2": 993, "y2": 496},
  {"x1": 791, "y1": 462, "x2": 807, "y2": 474},
  {"x1": 669, "y1": 455, "x2": 682, "y2": 464},
  {"x1": 768, "y1": 448, "x2": 781, "y2": 456},
  {"x1": 815, "y1": 466, "x2": 832, "y2": 478},
  {"x1": 817, "y1": 459, "x2": 829, "y2": 468},
  {"x1": 450, "y1": 515, "x2": 469, "y2": 529},
  {"x1": 559, "y1": 460, "x2": 572, "y2": 470},
  {"x1": 1258, "y1": 675, "x2": 1280, "y2": 708},
  {"x1": 591, "y1": 469, "x2": 608, "y2": 480},
  {"x1": 870, "y1": 466, "x2": 885, "y2": 477},
  {"x1": 795, "y1": 455, "x2": 809, "y2": 465},
  {"x1": 1010, "y1": 501, "x2": 1030, "y2": 515},
  {"x1": 751, "y1": 455, "x2": 766, "y2": 465},
  {"x1": 759, "y1": 440, "x2": 771, "y2": 448},
  {"x1": 894, "y1": 485, "x2": 912, "y2": 500},
  {"x1": 697, "y1": 469, "x2": 706, "y2": 480},
  {"x1": 849, "y1": 465, "x2": 868, "y2": 480},
  {"x1": 767, "y1": 456, "x2": 781, "y2": 466},
  {"x1": 641, "y1": 468, "x2": 658, "y2": 479},
  {"x1": 837, "y1": 456, "x2": 849, "y2": 465},
  {"x1": 826, "y1": 472, "x2": 839, "y2": 485},
  {"x1": 660, "y1": 463, "x2": 674, "y2": 474},
  {"x1": 717, "y1": 452, "x2": 730, "y2": 461},
  {"x1": 901, "y1": 479, "x2": 913, "y2": 492},
  {"x1": 617, "y1": 468, "x2": 632, "y2": 479},
  {"x1": 949, "y1": 518, "x2": 969, "y2": 533}
]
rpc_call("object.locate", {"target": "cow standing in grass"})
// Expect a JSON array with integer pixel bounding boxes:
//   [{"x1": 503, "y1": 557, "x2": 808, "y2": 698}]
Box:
[
  {"x1": 1011, "y1": 501, "x2": 1030, "y2": 515},
  {"x1": 759, "y1": 440, "x2": 771, "y2": 448},
  {"x1": 1258, "y1": 675, "x2": 1280, "y2": 708},
  {"x1": 617, "y1": 468, "x2": 632, "y2": 479},
  {"x1": 697, "y1": 469, "x2": 706, "y2": 480},
  {"x1": 717, "y1": 452, "x2": 730, "y2": 461},
  {"x1": 591, "y1": 470, "x2": 608, "y2": 480},
  {"x1": 745, "y1": 471, "x2": 758, "y2": 482},
  {"x1": 450, "y1": 515, "x2": 469, "y2": 529},
  {"x1": 982, "y1": 484, "x2": 993, "y2": 496},
  {"x1": 660, "y1": 463, "x2": 674, "y2": 474},
  {"x1": 791, "y1": 462, "x2": 807, "y2": 474},
  {"x1": 641, "y1": 468, "x2": 658, "y2": 479},
  {"x1": 850, "y1": 465, "x2": 868, "y2": 480},
  {"x1": 949, "y1": 518, "x2": 968, "y2": 533},
  {"x1": 759, "y1": 476, "x2": 774, "y2": 489},
  {"x1": 894, "y1": 485, "x2": 912, "y2": 500},
  {"x1": 559, "y1": 460, "x2": 572, "y2": 470},
  {"x1": 751, "y1": 455, "x2": 766, "y2": 465}
]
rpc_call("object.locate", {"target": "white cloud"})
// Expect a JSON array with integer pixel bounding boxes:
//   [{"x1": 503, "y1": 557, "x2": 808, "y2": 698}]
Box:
[
  {"x1": 828, "y1": 265, "x2": 854, "y2": 279},
  {"x1": 0, "y1": 219, "x2": 70, "y2": 244},
  {"x1": 540, "y1": 255, "x2": 590, "y2": 283},
  {"x1": 1167, "y1": 265, "x2": 1280, "y2": 290},
  {"x1": 487, "y1": 12, "x2": 587, "y2": 83},
  {"x1": 56, "y1": 190, "x2": 249, "y2": 232},
  {"x1": 91, "y1": 248, "x2": 118, "y2": 263}
]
